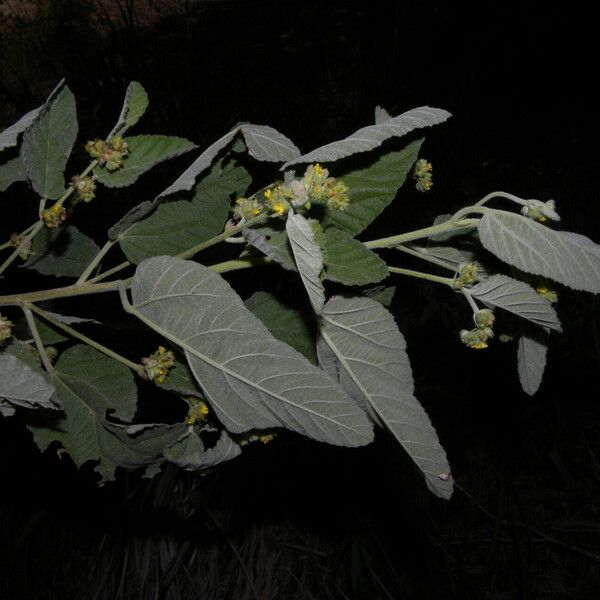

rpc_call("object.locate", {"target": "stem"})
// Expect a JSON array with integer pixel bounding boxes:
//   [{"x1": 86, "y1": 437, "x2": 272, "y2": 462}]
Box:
[
  {"x1": 88, "y1": 214, "x2": 269, "y2": 284},
  {"x1": 0, "y1": 220, "x2": 43, "y2": 276},
  {"x1": 22, "y1": 306, "x2": 54, "y2": 373},
  {"x1": 451, "y1": 206, "x2": 488, "y2": 223},
  {"x1": 364, "y1": 218, "x2": 479, "y2": 249},
  {"x1": 387, "y1": 266, "x2": 454, "y2": 286},
  {"x1": 76, "y1": 240, "x2": 115, "y2": 285},
  {"x1": 0, "y1": 222, "x2": 39, "y2": 253},
  {"x1": 210, "y1": 257, "x2": 272, "y2": 273},
  {"x1": 395, "y1": 245, "x2": 456, "y2": 272},
  {"x1": 26, "y1": 303, "x2": 144, "y2": 377},
  {"x1": 55, "y1": 159, "x2": 99, "y2": 209},
  {"x1": 461, "y1": 288, "x2": 480, "y2": 314}
]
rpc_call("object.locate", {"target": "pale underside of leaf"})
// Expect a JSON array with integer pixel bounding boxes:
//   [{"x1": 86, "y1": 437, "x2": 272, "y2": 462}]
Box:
[
  {"x1": 469, "y1": 274, "x2": 562, "y2": 331},
  {"x1": 286, "y1": 213, "x2": 326, "y2": 314},
  {"x1": 128, "y1": 256, "x2": 373, "y2": 447},
  {"x1": 318, "y1": 296, "x2": 453, "y2": 499},
  {"x1": 109, "y1": 81, "x2": 149, "y2": 137},
  {"x1": 478, "y1": 210, "x2": 600, "y2": 294},
  {"x1": 517, "y1": 327, "x2": 549, "y2": 396},
  {"x1": 165, "y1": 430, "x2": 241, "y2": 471},
  {"x1": 283, "y1": 107, "x2": 449, "y2": 167}
]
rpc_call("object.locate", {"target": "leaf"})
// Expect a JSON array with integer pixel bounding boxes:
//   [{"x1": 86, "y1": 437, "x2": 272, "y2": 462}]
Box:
[
  {"x1": 374, "y1": 106, "x2": 391, "y2": 124},
  {"x1": 241, "y1": 124, "x2": 300, "y2": 162},
  {"x1": 0, "y1": 353, "x2": 58, "y2": 410},
  {"x1": 28, "y1": 345, "x2": 138, "y2": 480},
  {"x1": 109, "y1": 81, "x2": 149, "y2": 137},
  {"x1": 286, "y1": 213, "x2": 326, "y2": 313},
  {"x1": 94, "y1": 135, "x2": 196, "y2": 188},
  {"x1": 245, "y1": 291, "x2": 316, "y2": 363},
  {"x1": 323, "y1": 227, "x2": 388, "y2": 285},
  {"x1": 283, "y1": 107, "x2": 450, "y2": 167},
  {"x1": 127, "y1": 256, "x2": 373, "y2": 446},
  {"x1": 417, "y1": 244, "x2": 477, "y2": 268},
  {"x1": 321, "y1": 139, "x2": 423, "y2": 235},
  {"x1": 21, "y1": 86, "x2": 78, "y2": 200},
  {"x1": 33, "y1": 312, "x2": 100, "y2": 345},
  {"x1": 117, "y1": 159, "x2": 246, "y2": 262},
  {"x1": 0, "y1": 399, "x2": 15, "y2": 417},
  {"x1": 428, "y1": 214, "x2": 475, "y2": 242},
  {"x1": 165, "y1": 430, "x2": 241, "y2": 470},
  {"x1": 469, "y1": 274, "x2": 561, "y2": 331},
  {"x1": 0, "y1": 155, "x2": 27, "y2": 192},
  {"x1": 318, "y1": 296, "x2": 453, "y2": 498},
  {"x1": 478, "y1": 210, "x2": 600, "y2": 293},
  {"x1": 157, "y1": 359, "x2": 202, "y2": 396},
  {"x1": 242, "y1": 224, "x2": 296, "y2": 271},
  {"x1": 0, "y1": 107, "x2": 42, "y2": 151},
  {"x1": 517, "y1": 327, "x2": 549, "y2": 396},
  {"x1": 25, "y1": 225, "x2": 100, "y2": 277},
  {"x1": 362, "y1": 285, "x2": 396, "y2": 307}
]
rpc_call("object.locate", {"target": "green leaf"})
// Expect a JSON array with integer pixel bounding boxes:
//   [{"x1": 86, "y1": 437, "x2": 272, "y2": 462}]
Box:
[
  {"x1": 469, "y1": 274, "x2": 561, "y2": 331},
  {"x1": 322, "y1": 139, "x2": 423, "y2": 235},
  {"x1": 94, "y1": 135, "x2": 196, "y2": 188},
  {"x1": 363, "y1": 285, "x2": 396, "y2": 307},
  {"x1": 157, "y1": 359, "x2": 202, "y2": 396},
  {"x1": 109, "y1": 81, "x2": 149, "y2": 137},
  {"x1": 28, "y1": 345, "x2": 138, "y2": 480},
  {"x1": 165, "y1": 430, "x2": 241, "y2": 470},
  {"x1": 478, "y1": 210, "x2": 600, "y2": 293},
  {"x1": 21, "y1": 86, "x2": 78, "y2": 200},
  {"x1": 33, "y1": 312, "x2": 100, "y2": 346},
  {"x1": 517, "y1": 327, "x2": 549, "y2": 396},
  {"x1": 127, "y1": 256, "x2": 373, "y2": 447},
  {"x1": 245, "y1": 291, "x2": 316, "y2": 363},
  {"x1": 283, "y1": 107, "x2": 449, "y2": 167},
  {"x1": 286, "y1": 213, "x2": 325, "y2": 313},
  {"x1": 318, "y1": 296, "x2": 453, "y2": 499},
  {"x1": 323, "y1": 227, "x2": 388, "y2": 285},
  {"x1": 25, "y1": 225, "x2": 100, "y2": 277},
  {"x1": 0, "y1": 353, "x2": 58, "y2": 410},
  {"x1": 0, "y1": 155, "x2": 27, "y2": 192},
  {"x1": 117, "y1": 159, "x2": 246, "y2": 263}
]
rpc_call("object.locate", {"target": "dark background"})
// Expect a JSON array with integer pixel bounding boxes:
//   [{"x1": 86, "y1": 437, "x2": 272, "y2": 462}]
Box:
[{"x1": 1, "y1": 1, "x2": 599, "y2": 598}]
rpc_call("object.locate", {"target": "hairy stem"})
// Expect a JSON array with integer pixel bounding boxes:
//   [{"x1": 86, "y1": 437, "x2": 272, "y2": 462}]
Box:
[
  {"x1": 387, "y1": 266, "x2": 455, "y2": 286},
  {"x1": 76, "y1": 240, "x2": 116, "y2": 285},
  {"x1": 22, "y1": 306, "x2": 54, "y2": 373},
  {"x1": 395, "y1": 244, "x2": 456, "y2": 272},
  {"x1": 0, "y1": 220, "x2": 43, "y2": 276},
  {"x1": 26, "y1": 303, "x2": 144, "y2": 377}
]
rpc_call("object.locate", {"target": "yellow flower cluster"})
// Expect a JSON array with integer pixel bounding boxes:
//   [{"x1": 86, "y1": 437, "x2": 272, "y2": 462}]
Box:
[
  {"x1": 42, "y1": 202, "x2": 67, "y2": 229},
  {"x1": 185, "y1": 397, "x2": 210, "y2": 425},
  {"x1": 141, "y1": 346, "x2": 176, "y2": 383},
  {"x1": 303, "y1": 164, "x2": 349, "y2": 211},
  {"x1": 536, "y1": 284, "x2": 558, "y2": 303},
  {"x1": 452, "y1": 262, "x2": 480, "y2": 290},
  {"x1": 414, "y1": 159, "x2": 433, "y2": 192},
  {"x1": 259, "y1": 434, "x2": 275, "y2": 444},
  {"x1": 460, "y1": 308, "x2": 496, "y2": 350},
  {"x1": 85, "y1": 136, "x2": 129, "y2": 171}
]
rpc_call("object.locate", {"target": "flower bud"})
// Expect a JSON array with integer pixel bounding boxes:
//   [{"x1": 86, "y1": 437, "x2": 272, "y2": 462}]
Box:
[
  {"x1": 474, "y1": 308, "x2": 495, "y2": 329},
  {"x1": 460, "y1": 327, "x2": 490, "y2": 349},
  {"x1": 414, "y1": 159, "x2": 433, "y2": 192},
  {"x1": 453, "y1": 262, "x2": 480, "y2": 289},
  {"x1": 520, "y1": 199, "x2": 560, "y2": 223},
  {"x1": 42, "y1": 203, "x2": 67, "y2": 228},
  {"x1": 71, "y1": 175, "x2": 96, "y2": 203},
  {"x1": 536, "y1": 284, "x2": 558, "y2": 303},
  {"x1": 10, "y1": 233, "x2": 32, "y2": 260},
  {"x1": 185, "y1": 397, "x2": 210, "y2": 425},
  {"x1": 141, "y1": 346, "x2": 176, "y2": 383}
]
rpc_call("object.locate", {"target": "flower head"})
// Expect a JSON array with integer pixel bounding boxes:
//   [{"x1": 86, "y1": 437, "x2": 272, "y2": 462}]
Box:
[
  {"x1": 42, "y1": 203, "x2": 67, "y2": 229},
  {"x1": 9, "y1": 233, "x2": 32, "y2": 260},
  {"x1": 0, "y1": 313, "x2": 13, "y2": 345},
  {"x1": 474, "y1": 308, "x2": 495, "y2": 329},
  {"x1": 536, "y1": 284, "x2": 558, "y2": 303},
  {"x1": 86, "y1": 136, "x2": 129, "y2": 171},
  {"x1": 460, "y1": 327, "x2": 490, "y2": 349},
  {"x1": 185, "y1": 397, "x2": 210, "y2": 425},
  {"x1": 453, "y1": 262, "x2": 480, "y2": 290},
  {"x1": 141, "y1": 346, "x2": 176, "y2": 383},
  {"x1": 71, "y1": 175, "x2": 96, "y2": 203},
  {"x1": 521, "y1": 199, "x2": 560, "y2": 223},
  {"x1": 414, "y1": 159, "x2": 433, "y2": 192}
]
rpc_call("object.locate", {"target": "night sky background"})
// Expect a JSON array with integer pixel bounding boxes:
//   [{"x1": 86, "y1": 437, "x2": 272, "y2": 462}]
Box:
[{"x1": 1, "y1": 1, "x2": 599, "y2": 598}]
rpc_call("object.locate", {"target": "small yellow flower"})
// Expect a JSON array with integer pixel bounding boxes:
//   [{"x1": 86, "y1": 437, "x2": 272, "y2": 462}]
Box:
[
  {"x1": 536, "y1": 285, "x2": 558, "y2": 303},
  {"x1": 71, "y1": 175, "x2": 96, "y2": 203},
  {"x1": 314, "y1": 164, "x2": 325, "y2": 176},
  {"x1": 414, "y1": 159, "x2": 433, "y2": 192},
  {"x1": 259, "y1": 434, "x2": 274, "y2": 444},
  {"x1": 272, "y1": 201, "x2": 286, "y2": 215},
  {"x1": 263, "y1": 189, "x2": 272, "y2": 199},
  {"x1": 185, "y1": 398, "x2": 210, "y2": 425}
]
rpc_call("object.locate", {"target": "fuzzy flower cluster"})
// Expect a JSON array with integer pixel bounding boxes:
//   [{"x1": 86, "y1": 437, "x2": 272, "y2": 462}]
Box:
[
  {"x1": 536, "y1": 284, "x2": 558, "y2": 303},
  {"x1": 185, "y1": 397, "x2": 210, "y2": 426},
  {"x1": 141, "y1": 346, "x2": 175, "y2": 383},
  {"x1": 460, "y1": 308, "x2": 496, "y2": 350},
  {"x1": 233, "y1": 164, "x2": 349, "y2": 221},
  {"x1": 71, "y1": 175, "x2": 96, "y2": 203},
  {"x1": 0, "y1": 313, "x2": 13, "y2": 345},
  {"x1": 452, "y1": 262, "x2": 480, "y2": 290},
  {"x1": 42, "y1": 202, "x2": 67, "y2": 229},
  {"x1": 414, "y1": 159, "x2": 433, "y2": 192},
  {"x1": 521, "y1": 199, "x2": 560, "y2": 223},
  {"x1": 85, "y1": 136, "x2": 129, "y2": 171},
  {"x1": 9, "y1": 233, "x2": 32, "y2": 260}
]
